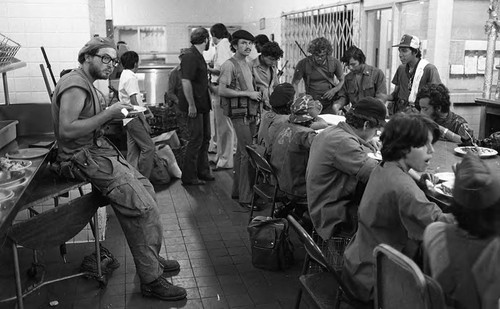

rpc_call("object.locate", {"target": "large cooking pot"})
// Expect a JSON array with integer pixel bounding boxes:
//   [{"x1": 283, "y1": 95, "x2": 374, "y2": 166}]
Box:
[{"x1": 137, "y1": 64, "x2": 175, "y2": 106}]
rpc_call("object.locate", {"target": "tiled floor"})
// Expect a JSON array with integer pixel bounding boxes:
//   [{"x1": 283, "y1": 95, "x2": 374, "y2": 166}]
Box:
[{"x1": 0, "y1": 168, "x2": 312, "y2": 309}]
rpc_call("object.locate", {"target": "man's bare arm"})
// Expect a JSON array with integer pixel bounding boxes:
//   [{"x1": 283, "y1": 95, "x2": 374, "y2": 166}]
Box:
[{"x1": 58, "y1": 87, "x2": 129, "y2": 140}]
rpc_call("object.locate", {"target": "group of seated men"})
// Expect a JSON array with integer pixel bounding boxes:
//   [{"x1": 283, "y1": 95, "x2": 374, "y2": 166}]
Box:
[{"x1": 254, "y1": 36, "x2": 499, "y2": 308}]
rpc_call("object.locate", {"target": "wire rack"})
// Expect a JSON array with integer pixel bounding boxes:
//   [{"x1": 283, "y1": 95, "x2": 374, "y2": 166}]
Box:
[{"x1": 0, "y1": 33, "x2": 21, "y2": 67}]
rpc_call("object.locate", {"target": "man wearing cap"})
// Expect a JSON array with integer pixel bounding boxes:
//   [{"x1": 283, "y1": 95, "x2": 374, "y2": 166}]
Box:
[
  {"x1": 257, "y1": 82, "x2": 295, "y2": 157},
  {"x1": 219, "y1": 29, "x2": 262, "y2": 209},
  {"x1": 387, "y1": 34, "x2": 441, "y2": 115},
  {"x1": 307, "y1": 97, "x2": 386, "y2": 241},
  {"x1": 270, "y1": 95, "x2": 318, "y2": 199},
  {"x1": 51, "y1": 37, "x2": 186, "y2": 301},
  {"x1": 179, "y1": 27, "x2": 213, "y2": 186},
  {"x1": 424, "y1": 153, "x2": 500, "y2": 309}
]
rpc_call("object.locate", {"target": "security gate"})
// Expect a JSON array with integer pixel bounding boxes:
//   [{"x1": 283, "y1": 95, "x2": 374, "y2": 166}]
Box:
[{"x1": 281, "y1": 2, "x2": 361, "y2": 84}]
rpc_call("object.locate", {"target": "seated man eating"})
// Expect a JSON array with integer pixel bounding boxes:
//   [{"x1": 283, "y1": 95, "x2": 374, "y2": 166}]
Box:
[
  {"x1": 416, "y1": 83, "x2": 474, "y2": 143},
  {"x1": 342, "y1": 113, "x2": 455, "y2": 303}
]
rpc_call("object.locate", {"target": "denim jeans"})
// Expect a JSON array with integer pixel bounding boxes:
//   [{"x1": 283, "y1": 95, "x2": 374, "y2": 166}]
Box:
[
  {"x1": 71, "y1": 141, "x2": 163, "y2": 284},
  {"x1": 181, "y1": 112, "x2": 211, "y2": 182}
]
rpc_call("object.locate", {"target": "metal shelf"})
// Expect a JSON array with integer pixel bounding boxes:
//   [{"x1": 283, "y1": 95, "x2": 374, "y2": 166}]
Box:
[{"x1": 0, "y1": 58, "x2": 27, "y2": 105}]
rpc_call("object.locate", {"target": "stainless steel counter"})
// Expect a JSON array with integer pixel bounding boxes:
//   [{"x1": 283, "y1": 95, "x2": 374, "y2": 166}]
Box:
[{"x1": 137, "y1": 64, "x2": 176, "y2": 106}]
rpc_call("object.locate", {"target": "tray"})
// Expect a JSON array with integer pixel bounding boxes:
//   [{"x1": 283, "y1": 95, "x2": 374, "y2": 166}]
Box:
[
  {"x1": 0, "y1": 188, "x2": 14, "y2": 202},
  {"x1": 454, "y1": 146, "x2": 498, "y2": 158},
  {"x1": 435, "y1": 172, "x2": 455, "y2": 183},
  {"x1": 0, "y1": 170, "x2": 31, "y2": 189},
  {"x1": 7, "y1": 148, "x2": 49, "y2": 159}
]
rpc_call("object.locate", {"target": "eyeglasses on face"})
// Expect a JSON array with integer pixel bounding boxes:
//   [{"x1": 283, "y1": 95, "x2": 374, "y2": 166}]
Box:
[{"x1": 94, "y1": 54, "x2": 119, "y2": 67}]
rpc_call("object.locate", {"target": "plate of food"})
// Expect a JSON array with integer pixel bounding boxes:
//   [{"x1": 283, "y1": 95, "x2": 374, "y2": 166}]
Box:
[
  {"x1": 367, "y1": 151, "x2": 382, "y2": 161},
  {"x1": 0, "y1": 157, "x2": 32, "y2": 171},
  {"x1": 434, "y1": 180, "x2": 454, "y2": 197},
  {"x1": 0, "y1": 188, "x2": 14, "y2": 202},
  {"x1": 127, "y1": 106, "x2": 147, "y2": 115},
  {"x1": 7, "y1": 148, "x2": 49, "y2": 159},
  {"x1": 435, "y1": 172, "x2": 455, "y2": 183},
  {"x1": 0, "y1": 169, "x2": 30, "y2": 188},
  {"x1": 454, "y1": 146, "x2": 498, "y2": 158}
]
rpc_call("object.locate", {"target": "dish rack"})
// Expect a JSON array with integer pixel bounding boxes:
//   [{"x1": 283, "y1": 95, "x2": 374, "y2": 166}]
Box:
[{"x1": 0, "y1": 33, "x2": 21, "y2": 67}]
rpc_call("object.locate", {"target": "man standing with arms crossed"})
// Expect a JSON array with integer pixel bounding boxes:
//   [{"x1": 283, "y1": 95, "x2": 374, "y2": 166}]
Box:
[
  {"x1": 180, "y1": 27, "x2": 214, "y2": 185},
  {"x1": 51, "y1": 37, "x2": 186, "y2": 300},
  {"x1": 219, "y1": 30, "x2": 262, "y2": 209}
]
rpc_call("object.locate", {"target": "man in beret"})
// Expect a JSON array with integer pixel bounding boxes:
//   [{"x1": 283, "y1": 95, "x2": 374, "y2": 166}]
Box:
[
  {"x1": 51, "y1": 37, "x2": 186, "y2": 301},
  {"x1": 179, "y1": 27, "x2": 213, "y2": 186},
  {"x1": 219, "y1": 29, "x2": 262, "y2": 209},
  {"x1": 270, "y1": 95, "x2": 317, "y2": 199},
  {"x1": 307, "y1": 97, "x2": 386, "y2": 241},
  {"x1": 257, "y1": 82, "x2": 295, "y2": 157},
  {"x1": 424, "y1": 153, "x2": 500, "y2": 309}
]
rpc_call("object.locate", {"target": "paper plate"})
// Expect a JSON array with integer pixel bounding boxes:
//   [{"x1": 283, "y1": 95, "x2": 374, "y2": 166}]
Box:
[
  {"x1": 435, "y1": 172, "x2": 455, "y2": 183},
  {"x1": 128, "y1": 106, "x2": 147, "y2": 114},
  {"x1": 317, "y1": 114, "x2": 345, "y2": 125},
  {"x1": 367, "y1": 151, "x2": 382, "y2": 161},
  {"x1": 7, "y1": 148, "x2": 49, "y2": 159},
  {"x1": 454, "y1": 146, "x2": 498, "y2": 158}
]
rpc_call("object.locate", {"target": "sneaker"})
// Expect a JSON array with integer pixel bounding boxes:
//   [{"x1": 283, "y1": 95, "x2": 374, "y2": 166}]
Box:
[
  {"x1": 158, "y1": 256, "x2": 180, "y2": 273},
  {"x1": 141, "y1": 276, "x2": 187, "y2": 300}
]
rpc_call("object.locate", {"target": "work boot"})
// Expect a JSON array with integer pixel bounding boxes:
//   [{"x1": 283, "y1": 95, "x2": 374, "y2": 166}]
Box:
[
  {"x1": 158, "y1": 256, "x2": 180, "y2": 273},
  {"x1": 141, "y1": 275, "x2": 187, "y2": 301}
]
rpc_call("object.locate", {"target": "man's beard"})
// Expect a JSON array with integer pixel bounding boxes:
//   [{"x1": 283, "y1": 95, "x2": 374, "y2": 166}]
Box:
[{"x1": 89, "y1": 63, "x2": 110, "y2": 80}]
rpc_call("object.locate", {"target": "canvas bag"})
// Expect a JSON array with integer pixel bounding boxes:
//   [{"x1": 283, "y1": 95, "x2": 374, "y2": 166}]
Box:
[{"x1": 247, "y1": 216, "x2": 294, "y2": 271}]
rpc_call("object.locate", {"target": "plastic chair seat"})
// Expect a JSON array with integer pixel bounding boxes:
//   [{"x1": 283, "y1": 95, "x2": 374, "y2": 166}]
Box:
[{"x1": 299, "y1": 272, "x2": 340, "y2": 309}]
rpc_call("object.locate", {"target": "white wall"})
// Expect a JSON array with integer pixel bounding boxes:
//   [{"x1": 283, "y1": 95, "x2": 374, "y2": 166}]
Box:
[{"x1": 0, "y1": 0, "x2": 105, "y2": 104}]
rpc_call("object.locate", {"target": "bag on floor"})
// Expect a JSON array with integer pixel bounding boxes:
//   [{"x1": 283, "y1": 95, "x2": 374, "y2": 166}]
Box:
[
  {"x1": 149, "y1": 153, "x2": 171, "y2": 185},
  {"x1": 247, "y1": 216, "x2": 294, "y2": 271}
]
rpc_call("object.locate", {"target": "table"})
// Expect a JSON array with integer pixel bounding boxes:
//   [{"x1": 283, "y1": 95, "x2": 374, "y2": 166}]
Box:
[
  {"x1": 0, "y1": 141, "x2": 109, "y2": 309},
  {"x1": 425, "y1": 140, "x2": 500, "y2": 209}
]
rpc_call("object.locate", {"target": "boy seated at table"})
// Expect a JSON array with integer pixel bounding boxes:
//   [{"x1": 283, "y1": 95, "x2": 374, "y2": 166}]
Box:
[
  {"x1": 424, "y1": 152, "x2": 500, "y2": 309},
  {"x1": 342, "y1": 113, "x2": 455, "y2": 304}
]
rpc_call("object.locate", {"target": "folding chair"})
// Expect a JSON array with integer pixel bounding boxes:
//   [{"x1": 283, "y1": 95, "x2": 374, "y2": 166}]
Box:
[
  {"x1": 245, "y1": 145, "x2": 287, "y2": 222},
  {"x1": 287, "y1": 215, "x2": 371, "y2": 309},
  {"x1": 373, "y1": 244, "x2": 446, "y2": 309}
]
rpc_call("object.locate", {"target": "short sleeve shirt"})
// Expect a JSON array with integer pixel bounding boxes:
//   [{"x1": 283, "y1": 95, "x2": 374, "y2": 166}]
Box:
[
  {"x1": 118, "y1": 69, "x2": 142, "y2": 105},
  {"x1": 292, "y1": 56, "x2": 343, "y2": 100},
  {"x1": 391, "y1": 61, "x2": 441, "y2": 102},
  {"x1": 179, "y1": 45, "x2": 211, "y2": 113}
]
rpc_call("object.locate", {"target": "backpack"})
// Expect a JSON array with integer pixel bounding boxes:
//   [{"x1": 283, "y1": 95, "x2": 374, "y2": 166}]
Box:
[{"x1": 247, "y1": 216, "x2": 294, "y2": 271}]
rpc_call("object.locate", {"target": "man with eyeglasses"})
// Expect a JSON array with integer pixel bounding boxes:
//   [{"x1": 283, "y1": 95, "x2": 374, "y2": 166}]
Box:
[
  {"x1": 51, "y1": 37, "x2": 187, "y2": 301},
  {"x1": 292, "y1": 37, "x2": 344, "y2": 114},
  {"x1": 334, "y1": 46, "x2": 387, "y2": 114},
  {"x1": 250, "y1": 41, "x2": 283, "y2": 110}
]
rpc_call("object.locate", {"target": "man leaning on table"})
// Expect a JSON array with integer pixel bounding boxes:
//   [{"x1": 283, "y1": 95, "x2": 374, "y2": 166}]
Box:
[
  {"x1": 306, "y1": 97, "x2": 386, "y2": 241},
  {"x1": 50, "y1": 37, "x2": 186, "y2": 301}
]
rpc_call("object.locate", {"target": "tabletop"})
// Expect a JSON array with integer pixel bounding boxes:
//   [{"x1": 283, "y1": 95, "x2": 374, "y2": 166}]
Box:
[{"x1": 425, "y1": 140, "x2": 500, "y2": 209}]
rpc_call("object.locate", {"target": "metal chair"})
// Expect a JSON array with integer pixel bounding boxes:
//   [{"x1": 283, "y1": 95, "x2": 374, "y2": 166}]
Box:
[
  {"x1": 287, "y1": 215, "x2": 371, "y2": 309},
  {"x1": 373, "y1": 244, "x2": 446, "y2": 309},
  {"x1": 245, "y1": 145, "x2": 287, "y2": 222}
]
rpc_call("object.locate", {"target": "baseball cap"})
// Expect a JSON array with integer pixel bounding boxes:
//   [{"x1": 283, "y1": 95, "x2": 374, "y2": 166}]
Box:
[
  {"x1": 232, "y1": 30, "x2": 255, "y2": 42},
  {"x1": 270, "y1": 83, "x2": 295, "y2": 107},
  {"x1": 78, "y1": 37, "x2": 116, "y2": 58},
  {"x1": 351, "y1": 97, "x2": 387, "y2": 125},
  {"x1": 453, "y1": 152, "x2": 500, "y2": 209},
  {"x1": 289, "y1": 94, "x2": 317, "y2": 124},
  {"x1": 393, "y1": 34, "x2": 421, "y2": 50}
]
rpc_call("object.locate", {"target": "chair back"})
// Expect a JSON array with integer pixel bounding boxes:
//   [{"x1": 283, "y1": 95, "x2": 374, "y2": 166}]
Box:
[
  {"x1": 246, "y1": 145, "x2": 275, "y2": 176},
  {"x1": 374, "y1": 244, "x2": 445, "y2": 309},
  {"x1": 287, "y1": 215, "x2": 360, "y2": 302}
]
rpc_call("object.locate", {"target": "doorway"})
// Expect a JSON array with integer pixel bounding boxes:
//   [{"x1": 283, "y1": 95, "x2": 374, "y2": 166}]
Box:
[{"x1": 366, "y1": 8, "x2": 393, "y2": 92}]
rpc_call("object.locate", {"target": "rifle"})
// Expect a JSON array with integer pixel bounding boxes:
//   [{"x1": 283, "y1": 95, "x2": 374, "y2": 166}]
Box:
[
  {"x1": 277, "y1": 60, "x2": 288, "y2": 78},
  {"x1": 295, "y1": 41, "x2": 308, "y2": 58},
  {"x1": 41, "y1": 46, "x2": 57, "y2": 88}
]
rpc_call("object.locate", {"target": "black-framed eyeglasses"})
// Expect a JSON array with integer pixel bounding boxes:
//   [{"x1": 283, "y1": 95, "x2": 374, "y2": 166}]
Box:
[{"x1": 94, "y1": 54, "x2": 119, "y2": 67}]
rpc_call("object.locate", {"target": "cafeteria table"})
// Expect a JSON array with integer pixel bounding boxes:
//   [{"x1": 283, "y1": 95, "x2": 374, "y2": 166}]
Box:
[
  {"x1": 425, "y1": 140, "x2": 500, "y2": 210},
  {"x1": 0, "y1": 141, "x2": 109, "y2": 309}
]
